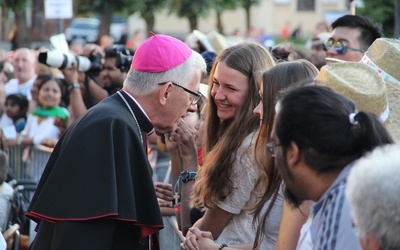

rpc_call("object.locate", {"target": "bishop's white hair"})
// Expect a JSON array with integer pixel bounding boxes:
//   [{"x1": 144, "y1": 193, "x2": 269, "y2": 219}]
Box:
[{"x1": 346, "y1": 143, "x2": 400, "y2": 250}]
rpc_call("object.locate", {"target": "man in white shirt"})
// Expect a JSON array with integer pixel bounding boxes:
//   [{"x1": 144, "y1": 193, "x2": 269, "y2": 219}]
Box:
[
  {"x1": 1, "y1": 48, "x2": 37, "y2": 127},
  {"x1": 5, "y1": 48, "x2": 38, "y2": 100}
]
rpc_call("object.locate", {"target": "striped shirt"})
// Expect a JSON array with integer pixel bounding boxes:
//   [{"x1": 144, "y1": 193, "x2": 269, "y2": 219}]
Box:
[{"x1": 297, "y1": 163, "x2": 361, "y2": 250}]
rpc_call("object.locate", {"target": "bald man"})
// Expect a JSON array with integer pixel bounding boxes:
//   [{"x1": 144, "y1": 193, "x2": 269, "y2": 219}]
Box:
[{"x1": 5, "y1": 48, "x2": 38, "y2": 100}]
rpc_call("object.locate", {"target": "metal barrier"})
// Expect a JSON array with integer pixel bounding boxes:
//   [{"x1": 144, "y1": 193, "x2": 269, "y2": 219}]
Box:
[
  {"x1": 4, "y1": 146, "x2": 26, "y2": 180},
  {"x1": 157, "y1": 165, "x2": 185, "y2": 250},
  {"x1": 4, "y1": 145, "x2": 52, "y2": 182},
  {"x1": 159, "y1": 216, "x2": 184, "y2": 250}
]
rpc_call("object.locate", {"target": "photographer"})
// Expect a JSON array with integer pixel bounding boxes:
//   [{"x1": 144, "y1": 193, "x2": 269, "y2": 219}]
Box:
[
  {"x1": 100, "y1": 46, "x2": 133, "y2": 95},
  {"x1": 61, "y1": 44, "x2": 108, "y2": 124}
]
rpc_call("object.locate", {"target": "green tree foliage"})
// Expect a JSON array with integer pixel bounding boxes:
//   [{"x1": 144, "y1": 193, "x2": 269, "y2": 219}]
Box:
[
  {"x1": 73, "y1": 0, "x2": 135, "y2": 15},
  {"x1": 357, "y1": 0, "x2": 394, "y2": 37},
  {"x1": 4, "y1": 0, "x2": 31, "y2": 48},
  {"x1": 129, "y1": 0, "x2": 167, "y2": 36},
  {"x1": 169, "y1": 0, "x2": 213, "y2": 32},
  {"x1": 4, "y1": 0, "x2": 29, "y2": 13},
  {"x1": 213, "y1": 0, "x2": 237, "y2": 34},
  {"x1": 73, "y1": 0, "x2": 167, "y2": 39}
]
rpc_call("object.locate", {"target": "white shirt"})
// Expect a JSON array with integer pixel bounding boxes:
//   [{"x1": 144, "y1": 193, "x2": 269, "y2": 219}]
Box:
[
  {"x1": 214, "y1": 132, "x2": 259, "y2": 245},
  {"x1": 5, "y1": 74, "x2": 37, "y2": 101},
  {"x1": 296, "y1": 214, "x2": 313, "y2": 250},
  {"x1": 0, "y1": 234, "x2": 6, "y2": 250},
  {"x1": 21, "y1": 114, "x2": 61, "y2": 146}
]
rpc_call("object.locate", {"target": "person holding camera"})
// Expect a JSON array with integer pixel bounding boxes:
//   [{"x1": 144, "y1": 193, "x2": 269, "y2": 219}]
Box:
[
  {"x1": 99, "y1": 46, "x2": 134, "y2": 96},
  {"x1": 79, "y1": 43, "x2": 109, "y2": 104},
  {"x1": 57, "y1": 43, "x2": 108, "y2": 124},
  {"x1": 26, "y1": 34, "x2": 207, "y2": 249}
]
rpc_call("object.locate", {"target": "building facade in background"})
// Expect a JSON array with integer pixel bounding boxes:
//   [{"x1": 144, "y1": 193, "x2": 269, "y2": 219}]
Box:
[
  {"x1": 137, "y1": 0, "x2": 350, "y2": 39},
  {"x1": 1, "y1": 0, "x2": 351, "y2": 44}
]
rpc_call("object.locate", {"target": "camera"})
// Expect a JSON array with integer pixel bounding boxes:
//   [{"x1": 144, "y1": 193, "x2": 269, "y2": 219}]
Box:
[
  {"x1": 114, "y1": 45, "x2": 133, "y2": 73},
  {"x1": 38, "y1": 50, "x2": 103, "y2": 75}
]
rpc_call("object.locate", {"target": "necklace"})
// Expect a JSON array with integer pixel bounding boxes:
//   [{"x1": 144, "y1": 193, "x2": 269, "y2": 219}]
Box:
[{"x1": 117, "y1": 91, "x2": 143, "y2": 145}]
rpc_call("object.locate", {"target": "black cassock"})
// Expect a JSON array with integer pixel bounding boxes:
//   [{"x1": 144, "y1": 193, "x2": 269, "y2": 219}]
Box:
[{"x1": 27, "y1": 91, "x2": 163, "y2": 250}]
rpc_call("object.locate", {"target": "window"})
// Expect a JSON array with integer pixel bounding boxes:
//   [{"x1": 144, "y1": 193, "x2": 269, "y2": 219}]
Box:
[{"x1": 298, "y1": 0, "x2": 315, "y2": 11}]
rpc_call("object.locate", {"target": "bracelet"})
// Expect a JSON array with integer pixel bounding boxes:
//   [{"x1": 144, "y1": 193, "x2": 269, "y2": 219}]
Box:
[
  {"x1": 179, "y1": 171, "x2": 198, "y2": 183},
  {"x1": 218, "y1": 243, "x2": 228, "y2": 250},
  {"x1": 67, "y1": 82, "x2": 80, "y2": 94}
]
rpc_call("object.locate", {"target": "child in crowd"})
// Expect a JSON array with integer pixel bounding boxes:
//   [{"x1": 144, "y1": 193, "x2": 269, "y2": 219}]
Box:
[{"x1": 4, "y1": 93, "x2": 29, "y2": 133}]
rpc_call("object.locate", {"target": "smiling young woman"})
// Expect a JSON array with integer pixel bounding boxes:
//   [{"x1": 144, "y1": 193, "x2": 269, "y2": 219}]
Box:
[{"x1": 186, "y1": 42, "x2": 276, "y2": 247}]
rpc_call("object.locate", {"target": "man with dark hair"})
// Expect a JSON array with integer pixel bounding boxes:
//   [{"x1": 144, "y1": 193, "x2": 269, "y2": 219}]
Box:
[
  {"x1": 324, "y1": 15, "x2": 382, "y2": 62},
  {"x1": 310, "y1": 32, "x2": 331, "y2": 69},
  {"x1": 270, "y1": 86, "x2": 392, "y2": 249},
  {"x1": 100, "y1": 46, "x2": 134, "y2": 95}
]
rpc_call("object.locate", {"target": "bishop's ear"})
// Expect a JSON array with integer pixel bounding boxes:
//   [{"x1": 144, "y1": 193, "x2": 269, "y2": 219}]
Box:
[{"x1": 158, "y1": 82, "x2": 173, "y2": 105}]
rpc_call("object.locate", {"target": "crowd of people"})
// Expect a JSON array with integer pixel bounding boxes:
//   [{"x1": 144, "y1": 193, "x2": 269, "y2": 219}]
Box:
[{"x1": 0, "y1": 13, "x2": 399, "y2": 250}]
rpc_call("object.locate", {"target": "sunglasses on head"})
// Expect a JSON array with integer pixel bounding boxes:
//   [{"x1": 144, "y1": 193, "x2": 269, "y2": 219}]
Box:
[{"x1": 323, "y1": 38, "x2": 366, "y2": 55}]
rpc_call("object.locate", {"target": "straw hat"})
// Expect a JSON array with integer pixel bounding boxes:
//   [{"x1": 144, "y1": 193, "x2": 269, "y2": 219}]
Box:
[
  {"x1": 206, "y1": 31, "x2": 229, "y2": 54},
  {"x1": 360, "y1": 38, "x2": 400, "y2": 141},
  {"x1": 193, "y1": 30, "x2": 229, "y2": 54},
  {"x1": 192, "y1": 30, "x2": 215, "y2": 53},
  {"x1": 316, "y1": 62, "x2": 388, "y2": 123}
]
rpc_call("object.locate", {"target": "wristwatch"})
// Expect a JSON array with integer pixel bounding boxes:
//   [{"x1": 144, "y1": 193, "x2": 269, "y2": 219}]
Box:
[
  {"x1": 179, "y1": 171, "x2": 197, "y2": 183},
  {"x1": 67, "y1": 82, "x2": 80, "y2": 93}
]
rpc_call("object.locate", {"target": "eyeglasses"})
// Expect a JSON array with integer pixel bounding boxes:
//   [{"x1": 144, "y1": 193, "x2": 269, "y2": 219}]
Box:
[
  {"x1": 323, "y1": 38, "x2": 366, "y2": 55},
  {"x1": 158, "y1": 81, "x2": 201, "y2": 105},
  {"x1": 267, "y1": 140, "x2": 281, "y2": 158}
]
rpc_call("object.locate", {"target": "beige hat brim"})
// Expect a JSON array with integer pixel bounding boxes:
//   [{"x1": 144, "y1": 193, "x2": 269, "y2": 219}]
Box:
[
  {"x1": 193, "y1": 30, "x2": 216, "y2": 53},
  {"x1": 360, "y1": 37, "x2": 400, "y2": 141},
  {"x1": 317, "y1": 62, "x2": 388, "y2": 118},
  {"x1": 381, "y1": 81, "x2": 400, "y2": 141},
  {"x1": 206, "y1": 31, "x2": 229, "y2": 54}
]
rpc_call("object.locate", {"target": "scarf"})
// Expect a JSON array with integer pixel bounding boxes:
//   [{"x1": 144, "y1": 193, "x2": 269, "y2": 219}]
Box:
[{"x1": 32, "y1": 106, "x2": 69, "y2": 120}]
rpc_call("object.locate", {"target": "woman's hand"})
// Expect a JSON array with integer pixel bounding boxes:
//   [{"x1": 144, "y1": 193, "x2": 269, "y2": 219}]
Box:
[
  {"x1": 181, "y1": 227, "x2": 214, "y2": 250},
  {"x1": 54, "y1": 116, "x2": 68, "y2": 134},
  {"x1": 174, "y1": 120, "x2": 197, "y2": 161},
  {"x1": 165, "y1": 132, "x2": 179, "y2": 152}
]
